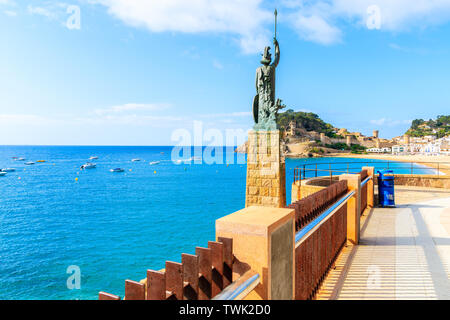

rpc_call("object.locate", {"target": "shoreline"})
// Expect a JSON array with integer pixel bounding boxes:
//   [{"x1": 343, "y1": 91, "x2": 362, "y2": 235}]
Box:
[
  {"x1": 285, "y1": 153, "x2": 450, "y2": 175},
  {"x1": 326, "y1": 153, "x2": 450, "y2": 175}
]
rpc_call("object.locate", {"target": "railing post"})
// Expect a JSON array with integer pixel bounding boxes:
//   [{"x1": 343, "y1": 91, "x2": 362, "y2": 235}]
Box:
[
  {"x1": 339, "y1": 174, "x2": 361, "y2": 245},
  {"x1": 362, "y1": 166, "x2": 375, "y2": 208},
  {"x1": 216, "y1": 206, "x2": 295, "y2": 300}
]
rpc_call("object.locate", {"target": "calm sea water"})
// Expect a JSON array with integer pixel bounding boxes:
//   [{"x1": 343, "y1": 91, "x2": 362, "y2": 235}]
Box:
[{"x1": 0, "y1": 146, "x2": 437, "y2": 300}]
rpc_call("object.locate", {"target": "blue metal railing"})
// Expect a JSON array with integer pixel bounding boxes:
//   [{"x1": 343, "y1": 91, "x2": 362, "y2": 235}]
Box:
[
  {"x1": 295, "y1": 190, "x2": 355, "y2": 245},
  {"x1": 215, "y1": 175, "x2": 372, "y2": 300},
  {"x1": 361, "y1": 176, "x2": 371, "y2": 187},
  {"x1": 213, "y1": 272, "x2": 260, "y2": 300}
]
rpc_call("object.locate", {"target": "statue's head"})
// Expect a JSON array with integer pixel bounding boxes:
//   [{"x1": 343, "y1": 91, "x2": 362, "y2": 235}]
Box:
[{"x1": 260, "y1": 46, "x2": 272, "y2": 65}]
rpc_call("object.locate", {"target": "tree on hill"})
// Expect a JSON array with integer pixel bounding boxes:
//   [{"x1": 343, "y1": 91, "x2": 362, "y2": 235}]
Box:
[
  {"x1": 277, "y1": 109, "x2": 340, "y2": 138},
  {"x1": 406, "y1": 115, "x2": 450, "y2": 138}
]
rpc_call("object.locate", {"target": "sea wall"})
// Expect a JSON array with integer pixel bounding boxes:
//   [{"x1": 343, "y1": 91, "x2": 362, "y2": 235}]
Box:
[{"x1": 376, "y1": 174, "x2": 450, "y2": 189}]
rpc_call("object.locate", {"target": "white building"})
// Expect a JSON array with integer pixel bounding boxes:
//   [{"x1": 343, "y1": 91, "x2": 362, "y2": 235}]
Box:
[
  {"x1": 367, "y1": 147, "x2": 391, "y2": 153},
  {"x1": 392, "y1": 145, "x2": 406, "y2": 154}
]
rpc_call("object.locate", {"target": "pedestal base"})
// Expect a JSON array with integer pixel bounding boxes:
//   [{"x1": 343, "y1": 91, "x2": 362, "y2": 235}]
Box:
[{"x1": 246, "y1": 130, "x2": 286, "y2": 208}]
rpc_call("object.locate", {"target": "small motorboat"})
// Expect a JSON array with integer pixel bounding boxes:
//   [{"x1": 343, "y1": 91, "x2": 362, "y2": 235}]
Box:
[
  {"x1": 37, "y1": 160, "x2": 46, "y2": 163},
  {"x1": 110, "y1": 168, "x2": 124, "y2": 173},
  {"x1": 15, "y1": 158, "x2": 26, "y2": 161},
  {"x1": 25, "y1": 162, "x2": 35, "y2": 165},
  {"x1": 1, "y1": 168, "x2": 15, "y2": 172},
  {"x1": 0, "y1": 172, "x2": 7, "y2": 177},
  {"x1": 81, "y1": 163, "x2": 96, "y2": 170},
  {"x1": 131, "y1": 159, "x2": 141, "y2": 162},
  {"x1": 149, "y1": 161, "x2": 160, "y2": 165},
  {"x1": 89, "y1": 156, "x2": 98, "y2": 160}
]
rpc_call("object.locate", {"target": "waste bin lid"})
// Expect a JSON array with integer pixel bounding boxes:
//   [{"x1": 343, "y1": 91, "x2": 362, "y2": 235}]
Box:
[{"x1": 378, "y1": 170, "x2": 394, "y2": 180}]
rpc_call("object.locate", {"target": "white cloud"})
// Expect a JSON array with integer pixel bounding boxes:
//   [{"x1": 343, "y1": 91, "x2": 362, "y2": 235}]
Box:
[
  {"x1": 93, "y1": 0, "x2": 272, "y2": 54},
  {"x1": 212, "y1": 59, "x2": 224, "y2": 70},
  {"x1": 286, "y1": 0, "x2": 450, "y2": 45},
  {"x1": 0, "y1": 114, "x2": 56, "y2": 125},
  {"x1": 200, "y1": 111, "x2": 251, "y2": 118},
  {"x1": 389, "y1": 43, "x2": 430, "y2": 55},
  {"x1": 3, "y1": 10, "x2": 16, "y2": 16},
  {"x1": 27, "y1": 5, "x2": 56, "y2": 19},
  {"x1": 332, "y1": 0, "x2": 450, "y2": 31},
  {"x1": 93, "y1": 103, "x2": 170, "y2": 116},
  {"x1": 370, "y1": 118, "x2": 412, "y2": 127},
  {"x1": 291, "y1": 13, "x2": 342, "y2": 45}
]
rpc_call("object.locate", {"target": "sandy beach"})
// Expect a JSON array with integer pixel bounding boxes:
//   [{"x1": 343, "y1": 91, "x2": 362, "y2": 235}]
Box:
[{"x1": 326, "y1": 153, "x2": 450, "y2": 175}]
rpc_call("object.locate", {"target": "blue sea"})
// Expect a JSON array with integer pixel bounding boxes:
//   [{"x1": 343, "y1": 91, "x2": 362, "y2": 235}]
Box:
[{"x1": 0, "y1": 146, "x2": 438, "y2": 300}]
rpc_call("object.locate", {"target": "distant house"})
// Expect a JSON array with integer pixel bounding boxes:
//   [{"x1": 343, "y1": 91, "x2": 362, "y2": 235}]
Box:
[
  {"x1": 368, "y1": 147, "x2": 391, "y2": 153},
  {"x1": 392, "y1": 145, "x2": 405, "y2": 154},
  {"x1": 421, "y1": 143, "x2": 440, "y2": 154}
]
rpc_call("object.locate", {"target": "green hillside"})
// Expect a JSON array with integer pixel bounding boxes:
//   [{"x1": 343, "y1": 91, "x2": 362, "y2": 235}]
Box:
[
  {"x1": 277, "y1": 109, "x2": 341, "y2": 138},
  {"x1": 406, "y1": 115, "x2": 450, "y2": 138}
]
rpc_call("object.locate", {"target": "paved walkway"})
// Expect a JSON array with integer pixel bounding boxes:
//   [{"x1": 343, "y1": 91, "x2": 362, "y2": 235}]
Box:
[{"x1": 317, "y1": 186, "x2": 450, "y2": 300}]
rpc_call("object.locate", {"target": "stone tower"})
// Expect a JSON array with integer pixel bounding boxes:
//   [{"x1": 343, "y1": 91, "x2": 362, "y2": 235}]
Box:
[
  {"x1": 346, "y1": 135, "x2": 352, "y2": 147},
  {"x1": 404, "y1": 134, "x2": 410, "y2": 145},
  {"x1": 373, "y1": 130, "x2": 379, "y2": 139}
]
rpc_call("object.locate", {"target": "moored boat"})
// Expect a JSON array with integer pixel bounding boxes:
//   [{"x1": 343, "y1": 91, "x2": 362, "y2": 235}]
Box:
[
  {"x1": 0, "y1": 172, "x2": 6, "y2": 177},
  {"x1": 110, "y1": 168, "x2": 124, "y2": 173},
  {"x1": 1, "y1": 168, "x2": 15, "y2": 172},
  {"x1": 81, "y1": 163, "x2": 96, "y2": 170},
  {"x1": 149, "y1": 161, "x2": 160, "y2": 165},
  {"x1": 25, "y1": 162, "x2": 35, "y2": 165},
  {"x1": 131, "y1": 159, "x2": 141, "y2": 162}
]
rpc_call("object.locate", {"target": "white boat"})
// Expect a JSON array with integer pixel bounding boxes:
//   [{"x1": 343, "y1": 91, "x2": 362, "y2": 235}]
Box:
[
  {"x1": 0, "y1": 172, "x2": 6, "y2": 177},
  {"x1": 110, "y1": 168, "x2": 124, "y2": 173},
  {"x1": 81, "y1": 163, "x2": 96, "y2": 170},
  {"x1": 89, "y1": 156, "x2": 98, "y2": 160},
  {"x1": 149, "y1": 161, "x2": 160, "y2": 165},
  {"x1": 25, "y1": 162, "x2": 35, "y2": 165},
  {"x1": 131, "y1": 159, "x2": 141, "y2": 162},
  {"x1": 15, "y1": 158, "x2": 26, "y2": 161},
  {"x1": 1, "y1": 168, "x2": 15, "y2": 172}
]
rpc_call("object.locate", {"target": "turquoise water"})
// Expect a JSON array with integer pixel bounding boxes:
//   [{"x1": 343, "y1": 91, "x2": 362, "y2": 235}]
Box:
[{"x1": 0, "y1": 146, "x2": 436, "y2": 300}]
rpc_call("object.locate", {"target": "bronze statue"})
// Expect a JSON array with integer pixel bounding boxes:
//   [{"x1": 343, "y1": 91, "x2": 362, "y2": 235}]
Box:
[{"x1": 253, "y1": 9, "x2": 285, "y2": 131}]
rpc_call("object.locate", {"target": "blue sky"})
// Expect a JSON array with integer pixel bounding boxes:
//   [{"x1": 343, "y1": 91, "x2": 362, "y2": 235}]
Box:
[{"x1": 1, "y1": 0, "x2": 450, "y2": 145}]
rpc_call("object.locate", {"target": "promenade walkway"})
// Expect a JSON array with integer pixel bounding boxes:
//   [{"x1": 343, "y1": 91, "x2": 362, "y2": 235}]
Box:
[{"x1": 317, "y1": 186, "x2": 450, "y2": 300}]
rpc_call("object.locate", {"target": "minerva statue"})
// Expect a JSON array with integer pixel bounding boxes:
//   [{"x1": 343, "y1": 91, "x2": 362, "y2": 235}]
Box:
[{"x1": 253, "y1": 9, "x2": 285, "y2": 131}]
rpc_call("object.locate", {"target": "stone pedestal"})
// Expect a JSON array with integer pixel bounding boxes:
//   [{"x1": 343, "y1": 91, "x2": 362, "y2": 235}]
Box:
[{"x1": 246, "y1": 130, "x2": 286, "y2": 208}]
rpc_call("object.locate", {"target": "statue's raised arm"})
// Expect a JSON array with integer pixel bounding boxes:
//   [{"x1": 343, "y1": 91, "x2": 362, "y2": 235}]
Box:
[{"x1": 271, "y1": 38, "x2": 280, "y2": 68}]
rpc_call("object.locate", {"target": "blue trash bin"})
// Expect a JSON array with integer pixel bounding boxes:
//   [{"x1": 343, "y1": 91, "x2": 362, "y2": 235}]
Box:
[{"x1": 377, "y1": 170, "x2": 395, "y2": 207}]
